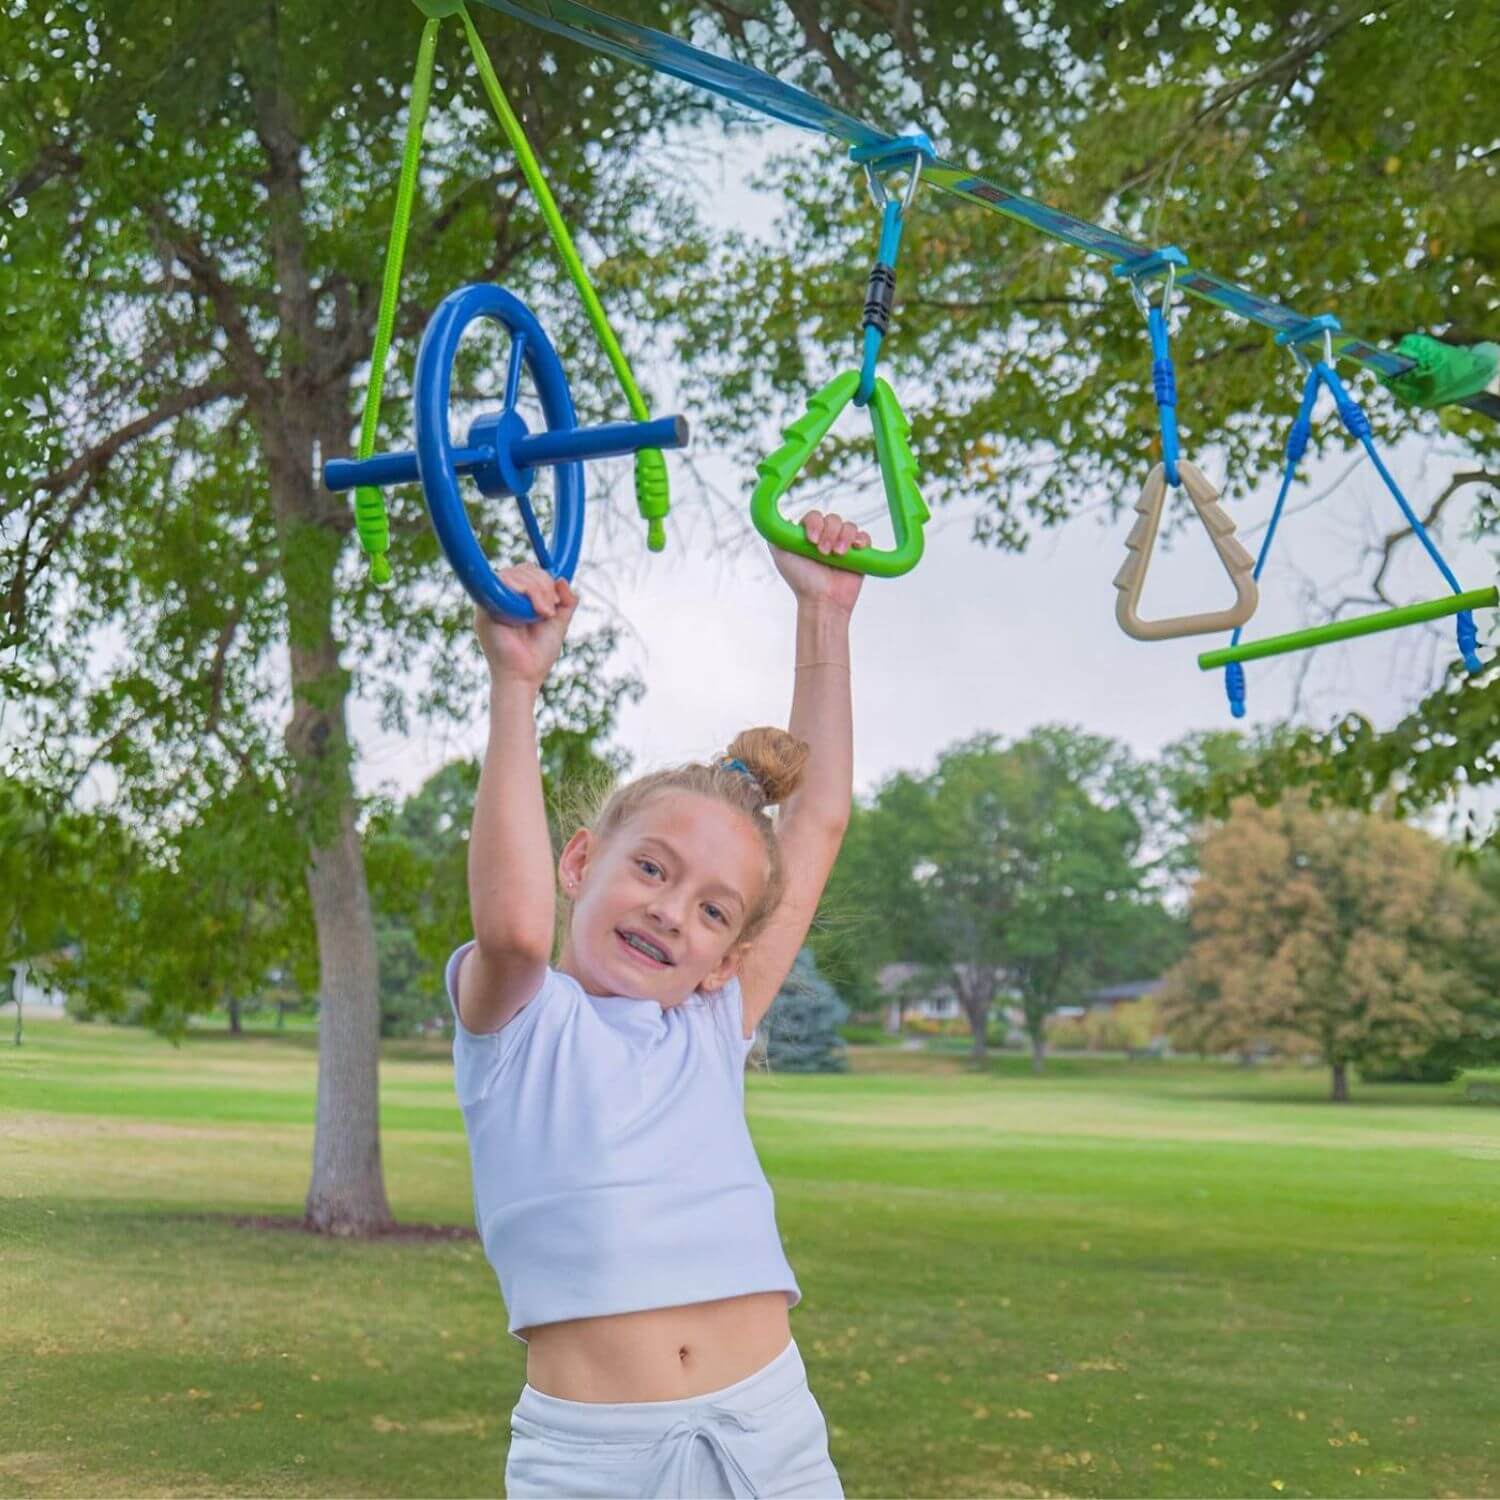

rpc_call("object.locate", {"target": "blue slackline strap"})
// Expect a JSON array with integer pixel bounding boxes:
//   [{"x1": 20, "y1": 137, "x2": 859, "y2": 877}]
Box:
[{"x1": 469, "y1": 0, "x2": 1500, "y2": 423}]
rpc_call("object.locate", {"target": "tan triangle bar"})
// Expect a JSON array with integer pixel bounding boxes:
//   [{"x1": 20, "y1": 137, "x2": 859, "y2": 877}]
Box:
[{"x1": 1114, "y1": 461, "x2": 1259, "y2": 641}]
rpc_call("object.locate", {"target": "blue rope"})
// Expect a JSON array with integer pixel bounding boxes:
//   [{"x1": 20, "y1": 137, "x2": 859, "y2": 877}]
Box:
[
  {"x1": 1224, "y1": 366, "x2": 1320, "y2": 717},
  {"x1": 1317, "y1": 361, "x2": 1481, "y2": 675},
  {"x1": 1147, "y1": 303, "x2": 1181, "y2": 488},
  {"x1": 1224, "y1": 360, "x2": 1482, "y2": 717},
  {"x1": 855, "y1": 198, "x2": 906, "y2": 408}
]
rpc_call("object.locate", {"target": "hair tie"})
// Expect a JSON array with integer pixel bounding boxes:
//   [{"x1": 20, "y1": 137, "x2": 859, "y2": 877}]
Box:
[{"x1": 720, "y1": 757, "x2": 767, "y2": 799}]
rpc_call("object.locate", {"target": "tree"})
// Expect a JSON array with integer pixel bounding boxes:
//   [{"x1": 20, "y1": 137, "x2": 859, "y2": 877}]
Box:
[
  {"x1": 1160, "y1": 795, "x2": 1492, "y2": 1101},
  {"x1": 57, "y1": 771, "x2": 318, "y2": 1040},
  {"x1": 759, "y1": 947, "x2": 848, "y2": 1074},
  {"x1": 835, "y1": 727, "x2": 1169, "y2": 1066},
  {"x1": 4, "y1": 0, "x2": 705, "y2": 1231},
  {"x1": 0, "y1": 768, "x2": 119, "y2": 1045}
]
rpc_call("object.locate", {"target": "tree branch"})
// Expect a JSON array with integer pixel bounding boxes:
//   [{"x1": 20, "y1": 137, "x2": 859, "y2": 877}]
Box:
[
  {"x1": 1368, "y1": 470, "x2": 1498, "y2": 603},
  {"x1": 146, "y1": 207, "x2": 276, "y2": 407},
  {"x1": 36, "y1": 381, "x2": 239, "y2": 495},
  {"x1": 2, "y1": 142, "x2": 83, "y2": 211},
  {"x1": 781, "y1": 0, "x2": 867, "y2": 99}
]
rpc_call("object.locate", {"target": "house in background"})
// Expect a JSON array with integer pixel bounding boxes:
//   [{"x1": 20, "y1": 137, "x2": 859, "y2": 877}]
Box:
[
  {"x1": 1084, "y1": 979, "x2": 1165, "y2": 1011},
  {"x1": 875, "y1": 963, "x2": 1024, "y2": 1039}
]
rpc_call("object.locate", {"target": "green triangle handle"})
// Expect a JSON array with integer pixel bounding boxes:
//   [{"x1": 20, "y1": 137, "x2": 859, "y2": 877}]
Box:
[{"x1": 749, "y1": 370, "x2": 930, "y2": 577}]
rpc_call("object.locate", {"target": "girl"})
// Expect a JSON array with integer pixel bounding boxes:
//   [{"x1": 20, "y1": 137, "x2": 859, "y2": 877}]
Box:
[{"x1": 447, "y1": 509, "x2": 871, "y2": 1499}]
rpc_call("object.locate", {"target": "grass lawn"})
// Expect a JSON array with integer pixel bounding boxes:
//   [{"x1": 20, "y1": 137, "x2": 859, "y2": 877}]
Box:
[{"x1": 2, "y1": 1013, "x2": 1497, "y2": 1498}]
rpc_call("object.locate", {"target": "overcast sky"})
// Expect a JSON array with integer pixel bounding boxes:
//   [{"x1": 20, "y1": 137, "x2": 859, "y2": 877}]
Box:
[{"x1": 349, "y1": 124, "x2": 1496, "y2": 805}]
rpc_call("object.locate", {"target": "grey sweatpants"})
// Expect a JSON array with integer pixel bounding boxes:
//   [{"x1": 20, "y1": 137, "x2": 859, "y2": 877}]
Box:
[{"x1": 504, "y1": 1338, "x2": 844, "y2": 1498}]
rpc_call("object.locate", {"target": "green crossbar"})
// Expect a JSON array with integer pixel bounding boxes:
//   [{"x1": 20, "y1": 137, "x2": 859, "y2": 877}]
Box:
[{"x1": 1198, "y1": 588, "x2": 1498, "y2": 670}]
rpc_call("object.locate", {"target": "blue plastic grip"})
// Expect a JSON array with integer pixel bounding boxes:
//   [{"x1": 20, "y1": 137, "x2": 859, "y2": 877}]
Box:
[
  {"x1": 856, "y1": 199, "x2": 907, "y2": 408},
  {"x1": 1225, "y1": 660, "x2": 1246, "y2": 718},
  {"x1": 326, "y1": 448, "x2": 473, "y2": 491},
  {"x1": 514, "y1": 415, "x2": 687, "y2": 469},
  {"x1": 1457, "y1": 611, "x2": 1481, "y2": 672},
  {"x1": 1147, "y1": 304, "x2": 1180, "y2": 487}
]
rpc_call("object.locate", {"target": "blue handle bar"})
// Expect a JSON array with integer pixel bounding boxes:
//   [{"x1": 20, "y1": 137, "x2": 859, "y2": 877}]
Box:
[{"x1": 324, "y1": 415, "x2": 687, "y2": 493}]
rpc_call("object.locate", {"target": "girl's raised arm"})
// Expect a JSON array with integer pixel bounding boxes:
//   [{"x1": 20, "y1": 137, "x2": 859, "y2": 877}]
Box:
[
  {"x1": 738, "y1": 512, "x2": 866, "y2": 1033},
  {"x1": 457, "y1": 570, "x2": 577, "y2": 1034}
]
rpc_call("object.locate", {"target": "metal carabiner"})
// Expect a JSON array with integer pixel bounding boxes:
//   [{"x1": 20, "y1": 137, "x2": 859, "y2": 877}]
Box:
[
  {"x1": 854, "y1": 132, "x2": 935, "y2": 217},
  {"x1": 862, "y1": 150, "x2": 925, "y2": 218},
  {"x1": 1277, "y1": 313, "x2": 1340, "y2": 375},
  {"x1": 1114, "y1": 245, "x2": 1187, "y2": 329},
  {"x1": 1128, "y1": 259, "x2": 1177, "y2": 326}
]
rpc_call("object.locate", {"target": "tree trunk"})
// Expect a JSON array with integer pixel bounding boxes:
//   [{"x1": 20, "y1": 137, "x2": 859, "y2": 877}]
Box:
[
  {"x1": 246, "y1": 41, "x2": 392, "y2": 1234},
  {"x1": 265, "y1": 421, "x2": 391, "y2": 1236},
  {"x1": 1030, "y1": 1031, "x2": 1047, "y2": 1075},
  {"x1": 968, "y1": 1007, "x2": 988, "y2": 1063},
  {"x1": 7, "y1": 961, "x2": 20, "y2": 1046},
  {"x1": 953, "y1": 966, "x2": 994, "y2": 1064},
  {"x1": 1331, "y1": 1060, "x2": 1349, "y2": 1103},
  {"x1": 302, "y1": 795, "x2": 391, "y2": 1233},
  {"x1": 227, "y1": 996, "x2": 242, "y2": 1035}
]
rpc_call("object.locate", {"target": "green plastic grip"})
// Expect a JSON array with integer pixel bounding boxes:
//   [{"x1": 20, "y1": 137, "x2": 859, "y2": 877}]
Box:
[
  {"x1": 750, "y1": 370, "x2": 930, "y2": 577},
  {"x1": 1197, "y1": 587, "x2": 1498, "y2": 669},
  {"x1": 634, "y1": 447, "x2": 669, "y2": 552}
]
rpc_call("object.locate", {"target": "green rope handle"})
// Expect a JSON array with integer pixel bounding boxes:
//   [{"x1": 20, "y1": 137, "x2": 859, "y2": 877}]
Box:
[
  {"x1": 457, "y1": 3, "x2": 669, "y2": 551},
  {"x1": 352, "y1": 15, "x2": 443, "y2": 585}
]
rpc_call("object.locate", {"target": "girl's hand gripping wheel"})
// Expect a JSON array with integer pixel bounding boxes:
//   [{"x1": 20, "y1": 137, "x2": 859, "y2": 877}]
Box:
[{"x1": 325, "y1": 283, "x2": 687, "y2": 623}]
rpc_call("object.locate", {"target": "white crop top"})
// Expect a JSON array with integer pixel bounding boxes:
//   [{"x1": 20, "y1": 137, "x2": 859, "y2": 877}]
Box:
[{"x1": 445, "y1": 943, "x2": 802, "y2": 1344}]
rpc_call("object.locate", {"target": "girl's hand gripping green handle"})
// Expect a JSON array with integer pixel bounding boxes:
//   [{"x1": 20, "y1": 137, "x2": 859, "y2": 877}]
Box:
[{"x1": 750, "y1": 370, "x2": 930, "y2": 578}]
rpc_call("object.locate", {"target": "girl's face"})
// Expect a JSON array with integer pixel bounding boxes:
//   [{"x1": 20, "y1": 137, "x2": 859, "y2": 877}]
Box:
[{"x1": 557, "y1": 790, "x2": 769, "y2": 1007}]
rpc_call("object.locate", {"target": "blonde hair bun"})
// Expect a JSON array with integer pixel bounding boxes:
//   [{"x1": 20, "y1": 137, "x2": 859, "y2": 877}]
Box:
[{"x1": 722, "y1": 727, "x2": 810, "y2": 808}]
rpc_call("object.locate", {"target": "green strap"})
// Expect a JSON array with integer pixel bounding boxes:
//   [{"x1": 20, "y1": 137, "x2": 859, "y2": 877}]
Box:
[
  {"x1": 352, "y1": 15, "x2": 443, "y2": 585},
  {"x1": 457, "y1": 5, "x2": 669, "y2": 551}
]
